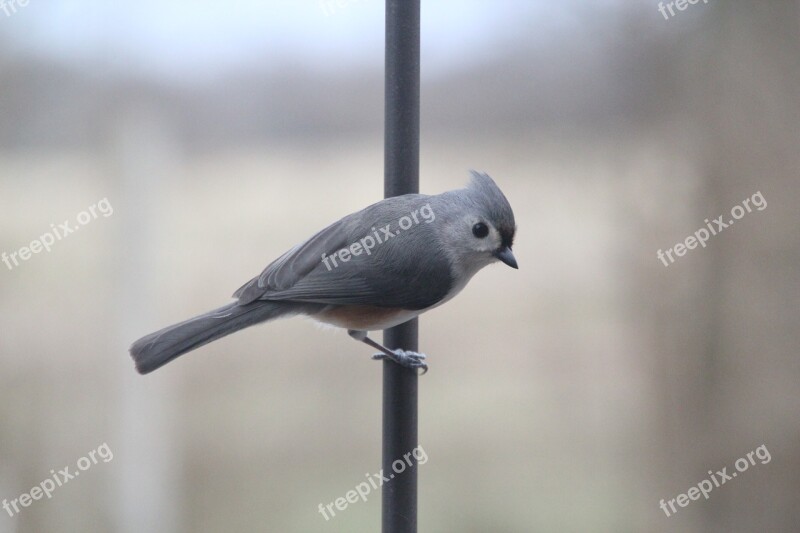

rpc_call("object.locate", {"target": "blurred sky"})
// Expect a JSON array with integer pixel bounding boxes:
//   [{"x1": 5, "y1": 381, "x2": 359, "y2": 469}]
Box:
[{"x1": 2, "y1": 0, "x2": 630, "y2": 81}]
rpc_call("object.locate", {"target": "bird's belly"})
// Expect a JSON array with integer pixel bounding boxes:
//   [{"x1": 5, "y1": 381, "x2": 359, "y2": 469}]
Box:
[{"x1": 312, "y1": 305, "x2": 420, "y2": 331}]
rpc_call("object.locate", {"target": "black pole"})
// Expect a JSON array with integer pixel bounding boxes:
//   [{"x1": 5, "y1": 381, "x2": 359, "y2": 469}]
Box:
[{"x1": 383, "y1": 1, "x2": 420, "y2": 532}]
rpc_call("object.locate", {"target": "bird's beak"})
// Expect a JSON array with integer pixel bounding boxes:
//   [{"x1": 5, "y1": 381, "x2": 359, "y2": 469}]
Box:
[{"x1": 494, "y1": 247, "x2": 518, "y2": 269}]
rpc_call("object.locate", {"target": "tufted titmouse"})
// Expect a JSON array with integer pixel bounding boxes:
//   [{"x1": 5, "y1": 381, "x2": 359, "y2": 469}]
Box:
[{"x1": 130, "y1": 171, "x2": 517, "y2": 375}]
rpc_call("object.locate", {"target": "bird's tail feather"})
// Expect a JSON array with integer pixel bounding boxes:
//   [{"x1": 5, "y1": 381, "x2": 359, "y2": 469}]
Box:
[{"x1": 129, "y1": 300, "x2": 290, "y2": 374}]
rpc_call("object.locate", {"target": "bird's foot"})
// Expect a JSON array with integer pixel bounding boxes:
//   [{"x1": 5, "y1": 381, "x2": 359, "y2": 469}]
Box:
[{"x1": 372, "y1": 349, "x2": 428, "y2": 375}]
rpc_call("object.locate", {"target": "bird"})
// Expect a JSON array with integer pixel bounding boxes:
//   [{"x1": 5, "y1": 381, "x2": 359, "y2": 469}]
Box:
[{"x1": 129, "y1": 171, "x2": 517, "y2": 375}]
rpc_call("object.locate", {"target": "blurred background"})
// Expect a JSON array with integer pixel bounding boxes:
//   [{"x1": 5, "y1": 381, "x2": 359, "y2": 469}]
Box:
[{"x1": 1, "y1": 1, "x2": 798, "y2": 531}]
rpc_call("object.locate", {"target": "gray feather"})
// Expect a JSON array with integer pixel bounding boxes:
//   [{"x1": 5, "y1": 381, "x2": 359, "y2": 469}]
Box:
[
  {"x1": 466, "y1": 170, "x2": 516, "y2": 248},
  {"x1": 129, "y1": 300, "x2": 321, "y2": 374},
  {"x1": 235, "y1": 195, "x2": 455, "y2": 310}
]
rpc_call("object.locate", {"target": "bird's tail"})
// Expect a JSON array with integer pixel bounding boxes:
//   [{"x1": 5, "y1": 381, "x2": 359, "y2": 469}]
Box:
[{"x1": 129, "y1": 300, "x2": 292, "y2": 374}]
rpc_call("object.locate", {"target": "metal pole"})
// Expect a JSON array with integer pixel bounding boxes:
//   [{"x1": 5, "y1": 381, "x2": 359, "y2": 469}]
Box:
[{"x1": 383, "y1": 0, "x2": 420, "y2": 532}]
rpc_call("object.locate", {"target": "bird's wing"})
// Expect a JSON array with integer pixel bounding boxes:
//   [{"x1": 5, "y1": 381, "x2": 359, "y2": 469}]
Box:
[{"x1": 234, "y1": 195, "x2": 453, "y2": 310}]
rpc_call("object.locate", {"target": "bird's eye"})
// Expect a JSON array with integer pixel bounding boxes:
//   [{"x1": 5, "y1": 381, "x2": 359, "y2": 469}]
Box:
[{"x1": 472, "y1": 222, "x2": 489, "y2": 238}]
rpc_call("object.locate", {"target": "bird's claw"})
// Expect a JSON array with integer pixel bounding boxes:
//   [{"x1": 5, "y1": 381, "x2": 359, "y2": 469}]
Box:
[{"x1": 372, "y1": 349, "x2": 428, "y2": 375}]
